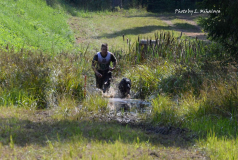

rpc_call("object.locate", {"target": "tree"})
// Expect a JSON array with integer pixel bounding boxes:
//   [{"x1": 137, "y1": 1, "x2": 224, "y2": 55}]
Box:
[
  {"x1": 147, "y1": 0, "x2": 201, "y2": 12},
  {"x1": 199, "y1": 0, "x2": 238, "y2": 59},
  {"x1": 112, "y1": 0, "x2": 122, "y2": 8}
]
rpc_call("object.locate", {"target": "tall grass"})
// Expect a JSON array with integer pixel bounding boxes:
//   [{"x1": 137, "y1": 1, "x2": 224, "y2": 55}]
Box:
[
  {"x1": 118, "y1": 32, "x2": 204, "y2": 99},
  {"x1": 122, "y1": 30, "x2": 238, "y2": 124},
  {"x1": 82, "y1": 93, "x2": 109, "y2": 113},
  {"x1": 151, "y1": 95, "x2": 179, "y2": 125},
  {"x1": 0, "y1": 48, "x2": 90, "y2": 109},
  {"x1": 199, "y1": 131, "x2": 238, "y2": 160},
  {"x1": 136, "y1": 32, "x2": 206, "y2": 64}
]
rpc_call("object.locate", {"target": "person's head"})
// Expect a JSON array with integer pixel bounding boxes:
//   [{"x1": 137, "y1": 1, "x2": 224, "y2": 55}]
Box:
[{"x1": 101, "y1": 43, "x2": 108, "y2": 56}]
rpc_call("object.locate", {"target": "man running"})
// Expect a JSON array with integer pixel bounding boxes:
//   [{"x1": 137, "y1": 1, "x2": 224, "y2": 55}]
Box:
[{"x1": 92, "y1": 43, "x2": 117, "y2": 93}]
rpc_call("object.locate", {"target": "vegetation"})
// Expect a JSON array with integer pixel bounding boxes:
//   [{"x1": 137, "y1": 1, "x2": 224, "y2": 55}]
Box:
[
  {"x1": 199, "y1": 0, "x2": 238, "y2": 59},
  {"x1": 0, "y1": 0, "x2": 238, "y2": 159},
  {"x1": 123, "y1": 34, "x2": 238, "y2": 159},
  {"x1": 146, "y1": 0, "x2": 203, "y2": 12},
  {"x1": 0, "y1": 0, "x2": 74, "y2": 52},
  {"x1": 0, "y1": 49, "x2": 90, "y2": 109}
]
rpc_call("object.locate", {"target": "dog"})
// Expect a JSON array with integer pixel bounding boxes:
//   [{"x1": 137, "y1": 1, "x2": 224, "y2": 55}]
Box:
[{"x1": 118, "y1": 78, "x2": 131, "y2": 98}]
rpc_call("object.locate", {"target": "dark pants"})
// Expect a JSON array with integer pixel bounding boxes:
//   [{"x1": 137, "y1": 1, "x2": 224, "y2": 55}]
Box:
[{"x1": 95, "y1": 70, "x2": 112, "y2": 90}]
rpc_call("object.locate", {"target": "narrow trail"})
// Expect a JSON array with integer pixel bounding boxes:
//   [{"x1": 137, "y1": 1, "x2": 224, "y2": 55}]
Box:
[
  {"x1": 68, "y1": 12, "x2": 208, "y2": 49},
  {"x1": 159, "y1": 13, "x2": 208, "y2": 41}
]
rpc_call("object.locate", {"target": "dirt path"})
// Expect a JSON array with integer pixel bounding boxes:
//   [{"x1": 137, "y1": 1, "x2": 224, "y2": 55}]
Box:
[
  {"x1": 159, "y1": 13, "x2": 208, "y2": 41},
  {"x1": 69, "y1": 12, "x2": 209, "y2": 50}
]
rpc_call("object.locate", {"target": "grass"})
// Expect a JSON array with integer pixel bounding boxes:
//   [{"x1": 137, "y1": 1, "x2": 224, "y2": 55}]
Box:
[
  {"x1": 199, "y1": 131, "x2": 238, "y2": 160},
  {"x1": 68, "y1": 9, "x2": 184, "y2": 52},
  {"x1": 171, "y1": 19, "x2": 200, "y2": 31},
  {"x1": 0, "y1": 0, "x2": 74, "y2": 52},
  {"x1": 82, "y1": 93, "x2": 109, "y2": 113},
  {"x1": 0, "y1": 2, "x2": 238, "y2": 159},
  {"x1": 0, "y1": 106, "x2": 203, "y2": 159},
  {"x1": 115, "y1": 29, "x2": 238, "y2": 159},
  {"x1": 149, "y1": 67, "x2": 238, "y2": 159},
  {"x1": 0, "y1": 49, "x2": 91, "y2": 108}
]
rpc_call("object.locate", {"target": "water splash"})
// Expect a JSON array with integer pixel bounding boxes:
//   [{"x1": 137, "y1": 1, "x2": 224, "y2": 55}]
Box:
[
  {"x1": 108, "y1": 98, "x2": 152, "y2": 114},
  {"x1": 86, "y1": 79, "x2": 151, "y2": 115}
]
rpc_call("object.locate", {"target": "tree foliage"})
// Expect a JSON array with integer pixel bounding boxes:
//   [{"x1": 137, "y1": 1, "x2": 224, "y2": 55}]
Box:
[
  {"x1": 147, "y1": 0, "x2": 202, "y2": 12},
  {"x1": 62, "y1": 0, "x2": 200, "y2": 12},
  {"x1": 63, "y1": 0, "x2": 144, "y2": 10},
  {"x1": 199, "y1": 0, "x2": 238, "y2": 59},
  {"x1": 64, "y1": 0, "x2": 111, "y2": 10}
]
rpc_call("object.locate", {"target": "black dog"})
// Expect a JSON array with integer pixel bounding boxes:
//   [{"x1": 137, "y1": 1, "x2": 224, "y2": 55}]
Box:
[{"x1": 118, "y1": 78, "x2": 131, "y2": 98}]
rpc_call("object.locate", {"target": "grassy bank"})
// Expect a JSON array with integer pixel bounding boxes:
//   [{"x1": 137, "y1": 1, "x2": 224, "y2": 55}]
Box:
[{"x1": 0, "y1": 0, "x2": 74, "y2": 52}]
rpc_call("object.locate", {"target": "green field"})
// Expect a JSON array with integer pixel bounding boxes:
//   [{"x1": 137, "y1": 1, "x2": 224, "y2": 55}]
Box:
[
  {"x1": 0, "y1": 0, "x2": 238, "y2": 159},
  {"x1": 0, "y1": 0, "x2": 74, "y2": 52}
]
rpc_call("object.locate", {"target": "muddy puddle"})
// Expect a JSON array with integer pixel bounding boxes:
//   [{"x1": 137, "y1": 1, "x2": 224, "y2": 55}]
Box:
[
  {"x1": 88, "y1": 87, "x2": 153, "y2": 123},
  {"x1": 105, "y1": 98, "x2": 152, "y2": 123},
  {"x1": 108, "y1": 98, "x2": 152, "y2": 114}
]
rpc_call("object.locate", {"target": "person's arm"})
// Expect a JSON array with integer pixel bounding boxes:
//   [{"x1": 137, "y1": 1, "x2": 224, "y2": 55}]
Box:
[
  {"x1": 109, "y1": 54, "x2": 117, "y2": 71},
  {"x1": 92, "y1": 55, "x2": 102, "y2": 78}
]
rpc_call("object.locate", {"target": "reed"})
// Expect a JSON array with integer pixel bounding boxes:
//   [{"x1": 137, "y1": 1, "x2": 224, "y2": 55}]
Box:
[{"x1": 0, "y1": 48, "x2": 89, "y2": 109}]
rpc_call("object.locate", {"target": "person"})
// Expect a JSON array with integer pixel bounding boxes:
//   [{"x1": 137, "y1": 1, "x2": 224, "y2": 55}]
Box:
[{"x1": 92, "y1": 43, "x2": 117, "y2": 93}]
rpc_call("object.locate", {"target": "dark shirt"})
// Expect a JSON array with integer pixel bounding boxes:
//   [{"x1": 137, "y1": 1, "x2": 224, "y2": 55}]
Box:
[{"x1": 92, "y1": 52, "x2": 116, "y2": 71}]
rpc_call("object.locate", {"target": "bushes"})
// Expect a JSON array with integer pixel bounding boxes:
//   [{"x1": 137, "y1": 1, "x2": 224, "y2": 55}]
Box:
[
  {"x1": 195, "y1": 78, "x2": 238, "y2": 119},
  {"x1": 159, "y1": 64, "x2": 203, "y2": 97},
  {"x1": 123, "y1": 64, "x2": 161, "y2": 99},
  {"x1": 0, "y1": 49, "x2": 86, "y2": 109},
  {"x1": 199, "y1": 0, "x2": 238, "y2": 60}
]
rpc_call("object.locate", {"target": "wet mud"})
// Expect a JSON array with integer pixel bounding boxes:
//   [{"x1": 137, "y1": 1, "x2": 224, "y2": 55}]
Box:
[
  {"x1": 84, "y1": 86, "x2": 198, "y2": 147},
  {"x1": 86, "y1": 97, "x2": 197, "y2": 141}
]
